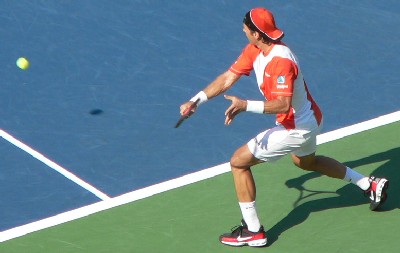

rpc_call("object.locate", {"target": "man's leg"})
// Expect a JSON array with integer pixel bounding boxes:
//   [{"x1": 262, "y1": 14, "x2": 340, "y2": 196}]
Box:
[
  {"x1": 230, "y1": 144, "x2": 261, "y2": 202},
  {"x1": 291, "y1": 153, "x2": 347, "y2": 179},
  {"x1": 230, "y1": 144, "x2": 263, "y2": 232},
  {"x1": 220, "y1": 125, "x2": 294, "y2": 247},
  {"x1": 291, "y1": 153, "x2": 389, "y2": 210},
  {"x1": 219, "y1": 144, "x2": 267, "y2": 247}
]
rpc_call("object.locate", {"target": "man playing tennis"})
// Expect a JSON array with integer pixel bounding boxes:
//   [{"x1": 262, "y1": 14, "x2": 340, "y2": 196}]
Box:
[{"x1": 179, "y1": 7, "x2": 389, "y2": 247}]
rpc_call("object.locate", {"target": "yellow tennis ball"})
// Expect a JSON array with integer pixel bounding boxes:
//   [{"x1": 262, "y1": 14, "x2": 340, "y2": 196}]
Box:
[{"x1": 16, "y1": 57, "x2": 30, "y2": 70}]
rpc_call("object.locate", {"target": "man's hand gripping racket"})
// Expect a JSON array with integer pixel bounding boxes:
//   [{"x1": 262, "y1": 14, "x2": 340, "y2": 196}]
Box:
[{"x1": 175, "y1": 98, "x2": 200, "y2": 128}]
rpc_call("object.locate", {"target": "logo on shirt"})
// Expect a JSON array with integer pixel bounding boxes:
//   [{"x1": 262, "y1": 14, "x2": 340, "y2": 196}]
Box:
[
  {"x1": 276, "y1": 75, "x2": 288, "y2": 89},
  {"x1": 277, "y1": 76, "x2": 286, "y2": 84},
  {"x1": 277, "y1": 84, "x2": 289, "y2": 89}
]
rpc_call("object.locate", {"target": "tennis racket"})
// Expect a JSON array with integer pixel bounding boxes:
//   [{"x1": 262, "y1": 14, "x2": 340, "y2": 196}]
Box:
[{"x1": 174, "y1": 98, "x2": 200, "y2": 128}]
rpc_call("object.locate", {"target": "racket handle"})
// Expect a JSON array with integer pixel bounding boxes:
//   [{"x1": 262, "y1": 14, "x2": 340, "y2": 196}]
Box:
[{"x1": 175, "y1": 98, "x2": 200, "y2": 128}]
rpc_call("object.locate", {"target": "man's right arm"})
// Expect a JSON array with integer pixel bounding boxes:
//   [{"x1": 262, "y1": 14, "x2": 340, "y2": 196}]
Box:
[
  {"x1": 203, "y1": 70, "x2": 241, "y2": 100},
  {"x1": 180, "y1": 70, "x2": 241, "y2": 115}
]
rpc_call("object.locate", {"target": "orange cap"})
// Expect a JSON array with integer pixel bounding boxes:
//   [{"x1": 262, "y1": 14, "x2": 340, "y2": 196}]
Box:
[{"x1": 245, "y1": 7, "x2": 284, "y2": 41}]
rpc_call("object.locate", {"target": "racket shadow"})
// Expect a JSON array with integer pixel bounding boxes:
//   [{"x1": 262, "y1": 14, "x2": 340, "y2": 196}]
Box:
[{"x1": 266, "y1": 147, "x2": 400, "y2": 246}]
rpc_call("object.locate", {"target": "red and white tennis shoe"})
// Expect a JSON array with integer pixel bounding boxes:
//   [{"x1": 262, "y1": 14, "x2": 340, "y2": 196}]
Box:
[
  {"x1": 364, "y1": 176, "x2": 389, "y2": 211},
  {"x1": 219, "y1": 220, "x2": 267, "y2": 247}
]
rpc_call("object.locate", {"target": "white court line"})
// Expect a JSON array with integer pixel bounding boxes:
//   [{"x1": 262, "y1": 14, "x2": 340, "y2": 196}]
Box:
[
  {"x1": 0, "y1": 110, "x2": 399, "y2": 243},
  {"x1": 0, "y1": 130, "x2": 111, "y2": 201}
]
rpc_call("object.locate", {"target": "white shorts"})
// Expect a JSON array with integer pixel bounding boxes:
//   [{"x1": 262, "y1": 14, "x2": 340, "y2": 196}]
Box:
[{"x1": 247, "y1": 123, "x2": 322, "y2": 162}]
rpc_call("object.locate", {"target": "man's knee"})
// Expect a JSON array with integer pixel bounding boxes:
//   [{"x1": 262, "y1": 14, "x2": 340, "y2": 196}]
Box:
[
  {"x1": 230, "y1": 153, "x2": 248, "y2": 170},
  {"x1": 230, "y1": 145, "x2": 260, "y2": 169}
]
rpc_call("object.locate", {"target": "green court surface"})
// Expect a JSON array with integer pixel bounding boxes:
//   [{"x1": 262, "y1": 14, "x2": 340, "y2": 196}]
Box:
[{"x1": 1, "y1": 121, "x2": 399, "y2": 252}]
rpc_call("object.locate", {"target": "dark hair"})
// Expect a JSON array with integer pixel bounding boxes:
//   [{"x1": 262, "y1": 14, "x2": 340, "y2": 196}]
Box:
[{"x1": 243, "y1": 11, "x2": 283, "y2": 44}]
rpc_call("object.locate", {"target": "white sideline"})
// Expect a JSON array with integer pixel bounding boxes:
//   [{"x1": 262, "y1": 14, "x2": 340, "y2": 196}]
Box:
[
  {"x1": 0, "y1": 130, "x2": 111, "y2": 201},
  {"x1": 0, "y1": 110, "x2": 399, "y2": 243}
]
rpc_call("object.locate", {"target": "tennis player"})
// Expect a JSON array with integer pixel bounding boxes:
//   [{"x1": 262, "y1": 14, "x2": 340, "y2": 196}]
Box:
[{"x1": 179, "y1": 7, "x2": 389, "y2": 247}]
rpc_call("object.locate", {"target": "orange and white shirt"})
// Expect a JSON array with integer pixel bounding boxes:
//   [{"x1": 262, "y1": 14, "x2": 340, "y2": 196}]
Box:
[{"x1": 229, "y1": 43, "x2": 322, "y2": 130}]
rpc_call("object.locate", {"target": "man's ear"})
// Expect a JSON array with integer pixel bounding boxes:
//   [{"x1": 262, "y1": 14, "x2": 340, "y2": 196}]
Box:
[{"x1": 254, "y1": 31, "x2": 262, "y2": 41}]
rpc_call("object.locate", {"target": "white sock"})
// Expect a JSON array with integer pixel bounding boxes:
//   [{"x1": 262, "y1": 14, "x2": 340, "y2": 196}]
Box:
[
  {"x1": 239, "y1": 201, "x2": 261, "y2": 232},
  {"x1": 343, "y1": 167, "x2": 370, "y2": 190}
]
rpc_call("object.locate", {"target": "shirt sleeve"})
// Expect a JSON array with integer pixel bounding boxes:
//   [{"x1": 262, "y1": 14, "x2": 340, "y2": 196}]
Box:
[
  {"x1": 269, "y1": 57, "x2": 298, "y2": 97},
  {"x1": 229, "y1": 44, "x2": 256, "y2": 76}
]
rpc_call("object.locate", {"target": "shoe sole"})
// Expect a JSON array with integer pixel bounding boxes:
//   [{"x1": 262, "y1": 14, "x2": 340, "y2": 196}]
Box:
[
  {"x1": 370, "y1": 179, "x2": 389, "y2": 211},
  {"x1": 221, "y1": 238, "x2": 267, "y2": 247}
]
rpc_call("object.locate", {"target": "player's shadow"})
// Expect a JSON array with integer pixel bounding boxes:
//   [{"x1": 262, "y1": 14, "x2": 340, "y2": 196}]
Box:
[{"x1": 267, "y1": 147, "x2": 400, "y2": 246}]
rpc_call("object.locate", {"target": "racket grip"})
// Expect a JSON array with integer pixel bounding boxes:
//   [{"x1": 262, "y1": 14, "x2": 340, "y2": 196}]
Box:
[{"x1": 182, "y1": 98, "x2": 200, "y2": 116}]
